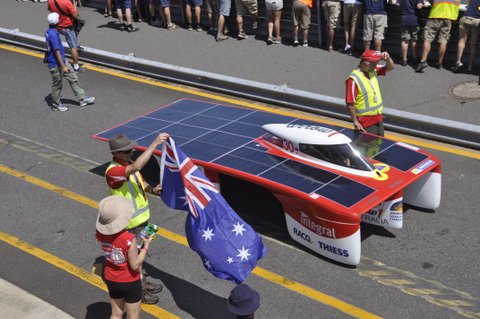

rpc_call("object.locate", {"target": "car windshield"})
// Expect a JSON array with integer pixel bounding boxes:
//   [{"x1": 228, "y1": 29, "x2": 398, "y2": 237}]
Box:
[{"x1": 299, "y1": 143, "x2": 374, "y2": 171}]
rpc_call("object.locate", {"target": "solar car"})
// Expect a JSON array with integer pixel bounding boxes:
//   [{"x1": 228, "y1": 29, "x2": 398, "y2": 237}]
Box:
[{"x1": 93, "y1": 99, "x2": 442, "y2": 265}]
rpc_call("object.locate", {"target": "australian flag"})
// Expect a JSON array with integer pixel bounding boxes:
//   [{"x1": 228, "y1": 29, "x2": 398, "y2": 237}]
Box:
[{"x1": 160, "y1": 138, "x2": 267, "y2": 284}]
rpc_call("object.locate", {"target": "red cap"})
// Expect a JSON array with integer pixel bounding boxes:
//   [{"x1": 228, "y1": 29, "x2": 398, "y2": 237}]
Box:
[{"x1": 361, "y1": 50, "x2": 382, "y2": 62}]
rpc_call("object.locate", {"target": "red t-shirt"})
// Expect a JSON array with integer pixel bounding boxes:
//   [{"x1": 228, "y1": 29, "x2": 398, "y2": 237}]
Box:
[
  {"x1": 345, "y1": 65, "x2": 386, "y2": 128},
  {"x1": 96, "y1": 230, "x2": 140, "y2": 282},
  {"x1": 48, "y1": 0, "x2": 76, "y2": 29}
]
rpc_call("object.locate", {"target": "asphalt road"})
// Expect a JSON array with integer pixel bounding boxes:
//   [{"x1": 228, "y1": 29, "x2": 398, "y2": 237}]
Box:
[{"x1": 0, "y1": 47, "x2": 479, "y2": 319}]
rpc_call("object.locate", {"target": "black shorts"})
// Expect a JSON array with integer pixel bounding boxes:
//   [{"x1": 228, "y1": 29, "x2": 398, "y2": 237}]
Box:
[{"x1": 105, "y1": 279, "x2": 142, "y2": 303}]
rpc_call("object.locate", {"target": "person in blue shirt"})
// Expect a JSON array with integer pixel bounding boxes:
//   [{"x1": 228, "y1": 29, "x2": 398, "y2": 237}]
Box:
[
  {"x1": 361, "y1": 0, "x2": 389, "y2": 51},
  {"x1": 45, "y1": 12, "x2": 95, "y2": 111},
  {"x1": 399, "y1": 0, "x2": 424, "y2": 66}
]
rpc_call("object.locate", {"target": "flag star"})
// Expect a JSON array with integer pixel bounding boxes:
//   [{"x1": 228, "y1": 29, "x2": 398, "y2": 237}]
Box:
[
  {"x1": 227, "y1": 257, "x2": 234, "y2": 264},
  {"x1": 201, "y1": 227, "x2": 215, "y2": 241},
  {"x1": 237, "y1": 246, "x2": 251, "y2": 261},
  {"x1": 232, "y1": 222, "x2": 246, "y2": 236},
  {"x1": 179, "y1": 195, "x2": 189, "y2": 208},
  {"x1": 204, "y1": 259, "x2": 212, "y2": 269}
]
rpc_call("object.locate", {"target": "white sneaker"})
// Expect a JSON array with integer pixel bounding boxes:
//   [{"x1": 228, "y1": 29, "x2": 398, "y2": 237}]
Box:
[
  {"x1": 80, "y1": 96, "x2": 95, "y2": 107},
  {"x1": 52, "y1": 103, "x2": 68, "y2": 112}
]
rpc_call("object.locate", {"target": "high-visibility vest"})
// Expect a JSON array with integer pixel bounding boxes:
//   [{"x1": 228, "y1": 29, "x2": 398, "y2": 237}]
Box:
[
  {"x1": 348, "y1": 69, "x2": 384, "y2": 116},
  {"x1": 106, "y1": 162, "x2": 150, "y2": 229},
  {"x1": 428, "y1": 0, "x2": 460, "y2": 20}
]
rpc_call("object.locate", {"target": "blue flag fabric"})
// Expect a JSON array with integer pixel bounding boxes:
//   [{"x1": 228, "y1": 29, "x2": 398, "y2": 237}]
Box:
[{"x1": 160, "y1": 138, "x2": 267, "y2": 284}]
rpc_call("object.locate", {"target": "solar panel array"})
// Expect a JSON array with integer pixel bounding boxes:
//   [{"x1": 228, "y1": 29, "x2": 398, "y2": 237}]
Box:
[{"x1": 95, "y1": 99, "x2": 425, "y2": 208}]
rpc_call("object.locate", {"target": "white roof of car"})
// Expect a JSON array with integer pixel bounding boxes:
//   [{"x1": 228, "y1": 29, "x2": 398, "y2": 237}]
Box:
[{"x1": 262, "y1": 123, "x2": 352, "y2": 145}]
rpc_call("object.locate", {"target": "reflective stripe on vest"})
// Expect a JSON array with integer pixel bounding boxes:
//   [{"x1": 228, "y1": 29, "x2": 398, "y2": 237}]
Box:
[
  {"x1": 106, "y1": 162, "x2": 150, "y2": 229},
  {"x1": 428, "y1": 0, "x2": 460, "y2": 20},
  {"x1": 349, "y1": 69, "x2": 384, "y2": 115}
]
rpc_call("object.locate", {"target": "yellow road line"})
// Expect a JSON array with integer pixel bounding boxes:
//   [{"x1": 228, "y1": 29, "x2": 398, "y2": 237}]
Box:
[
  {"x1": 0, "y1": 230, "x2": 180, "y2": 319},
  {"x1": 0, "y1": 163, "x2": 381, "y2": 319},
  {"x1": 1, "y1": 43, "x2": 479, "y2": 160}
]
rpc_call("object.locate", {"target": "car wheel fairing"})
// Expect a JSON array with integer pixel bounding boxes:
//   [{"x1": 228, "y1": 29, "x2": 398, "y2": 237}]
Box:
[{"x1": 404, "y1": 171, "x2": 442, "y2": 210}]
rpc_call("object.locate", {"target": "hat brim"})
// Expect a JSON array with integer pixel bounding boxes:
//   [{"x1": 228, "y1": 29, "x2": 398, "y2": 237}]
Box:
[
  {"x1": 226, "y1": 290, "x2": 260, "y2": 316},
  {"x1": 362, "y1": 57, "x2": 382, "y2": 62},
  {"x1": 96, "y1": 211, "x2": 131, "y2": 235},
  {"x1": 110, "y1": 140, "x2": 138, "y2": 152}
]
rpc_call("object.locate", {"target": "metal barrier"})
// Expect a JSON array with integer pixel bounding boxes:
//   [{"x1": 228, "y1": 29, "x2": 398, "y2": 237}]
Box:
[{"x1": 1, "y1": 27, "x2": 479, "y2": 149}]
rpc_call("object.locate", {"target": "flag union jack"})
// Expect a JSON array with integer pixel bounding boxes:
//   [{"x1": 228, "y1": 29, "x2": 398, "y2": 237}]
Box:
[{"x1": 160, "y1": 138, "x2": 267, "y2": 284}]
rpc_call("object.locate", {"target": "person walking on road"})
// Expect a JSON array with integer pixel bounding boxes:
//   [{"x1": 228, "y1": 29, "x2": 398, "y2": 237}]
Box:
[
  {"x1": 345, "y1": 50, "x2": 394, "y2": 136},
  {"x1": 105, "y1": 132, "x2": 169, "y2": 304},
  {"x1": 96, "y1": 195, "x2": 156, "y2": 319},
  {"x1": 227, "y1": 284, "x2": 261, "y2": 319},
  {"x1": 45, "y1": 12, "x2": 95, "y2": 111},
  {"x1": 48, "y1": 0, "x2": 85, "y2": 72}
]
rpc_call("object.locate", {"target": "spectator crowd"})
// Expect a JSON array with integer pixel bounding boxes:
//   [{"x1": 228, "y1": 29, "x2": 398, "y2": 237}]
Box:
[{"x1": 90, "y1": 0, "x2": 480, "y2": 72}]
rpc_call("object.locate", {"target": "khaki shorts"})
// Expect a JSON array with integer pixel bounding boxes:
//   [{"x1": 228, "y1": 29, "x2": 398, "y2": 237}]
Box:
[
  {"x1": 292, "y1": 0, "x2": 311, "y2": 29},
  {"x1": 343, "y1": 3, "x2": 363, "y2": 27},
  {"x1": 423, "y1": 19, "x2": 451, "y2": 44},
  {"x1": 401, "y1": 25, "x2": 420, "y2": 41},
  {"x1": 235, "y1": 0, "x2": 258, "y2": 16},
  {"x1": 322, "y1": 1, "x2": 341, "y2": 28},
  {"x1": 363, "y1": 14, "x2": 388, "y2": 41},
  {"x1": 205, "y1": 0, "x2": 216, "y2": 14},
  {"x1": 459, "y1": 16, "x2": 480, "y2": 32}
]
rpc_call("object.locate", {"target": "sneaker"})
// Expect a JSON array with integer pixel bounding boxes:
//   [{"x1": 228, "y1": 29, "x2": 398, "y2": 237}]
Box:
[
  {"x1": 452, "y1": 61, "x2": 463, "y2": 73},
  {"x1": 237, "y1": 31, "x2": 248, "y2": 39},
  {"x1": 151, "y1": 19, "x2": 163, "y2": 27},
  {"x1": 79, "y1": 96, "x2": 95, "y2": 107},
  {"x1": 293, "y1": 39, "x2": 299, "y2": 47},
  {"x1": 302, "y1": 41, "x2": 308, "y2": 47},
  {"x1": 143, "y1": 279, "x2": 163, "y2": 293},
  {"x1": 167, "y1": 23, "x2": 177, "y2": 30},
  {"x1": 51, "y1": 103, "x2": 68, "y2": 112},
  {"x1": 415, "y1": 61, "x2": 428, "y2": 73},
  {"x1": 400, "y1": 59, "x2": 407, "y2": 66},
  {"x1": 120, "y1": 23, "x2": 126, "y2": 31},
  {"x1": 273, "y1": 37, "x2": 281, "y2": 44},
  {"x1": 142, "y1": 289, "x2": 159, "y2": 304},
  {"x1": 187, "y1": 24, "x2": 193, "y2": 31},
  {"x1": 252, "y1": 21, "x2": 258, "y2": 30},
  {"x1": 216, "y1": 34, "x2": 229, "y2": 42},
  {"x1": 126, "y1": 24, "x2": 138, "y2": 32},
  {"x1": 434, "y1": 62, "x2": 443, "y2": 70},
  {"x1": 195, "y1": 25, "x2": 204, "y2": 32},
  {"x1": 267, "y1": 37, "x2": 274, "y2": 45},
  {"x1": 73, "y1": 66, "x2": 86, "y2": 73}
]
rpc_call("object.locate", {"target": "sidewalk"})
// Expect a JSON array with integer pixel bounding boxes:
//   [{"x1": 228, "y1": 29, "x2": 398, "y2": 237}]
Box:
[{"x1": 0, "y1": 278, "x2": 74, "y2": 319}]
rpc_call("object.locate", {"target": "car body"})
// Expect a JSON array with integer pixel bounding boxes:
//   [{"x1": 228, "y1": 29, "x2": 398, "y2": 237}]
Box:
[{"x1": 93, "y1": 99, "x2": 442, "y2": 265}]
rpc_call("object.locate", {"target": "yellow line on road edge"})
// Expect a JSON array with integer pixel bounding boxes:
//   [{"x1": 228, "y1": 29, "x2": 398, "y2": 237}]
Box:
[
  {"x1": 0, "y1": 163, "x2": 381, "y2": 319},
  {"x1": 0, "y1": 230, "x2": 180, "y2": 319},
  {"x1": 1, "y1": 43, "x2": 478, "y2": 160}
]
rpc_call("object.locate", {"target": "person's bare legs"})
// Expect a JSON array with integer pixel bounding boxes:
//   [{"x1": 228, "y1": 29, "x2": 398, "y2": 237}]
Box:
[
  {"x1": 437, "y1": 42, "x2": 446, "y2": 65},
  {"x1": 194, "y1": 5, "x2": 201, "y2": 26},
  {"x1": 110, "y1": 298, "x2": 125, "y2": 319},
  {"x1": 344, "y1": 23, "x2": 350, "y2": 49},
  {"x1": 374, "y1": 39, "x2": 382, "y2": 52},
  {"x1": 125, "y1": 301, "x2": 142, "y2": 319},
  {"x1": 468, "y1": 29, "x2": 479, "y2": 70},
  {"x1": 401, "y1": 39, "x2": 409, "y2": 62},
  {"x1": 162, "y1": 7, "x2": 173, "y2": 26},
  {"x1": 236, "y1": 15, "x2": 244, "y2": 33},
  {"x1": 419, "y1": 40, "x2": 431, "y2": 63},
  {"x1": 185, "y1": 3, "x2": 193, "y2": 26},
  {"x1": 363, "y1": 40, "x2": 371, "y2": 51},
  {"x1": 273, "y1": 9, "x2": 281, "y2": 40}
]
